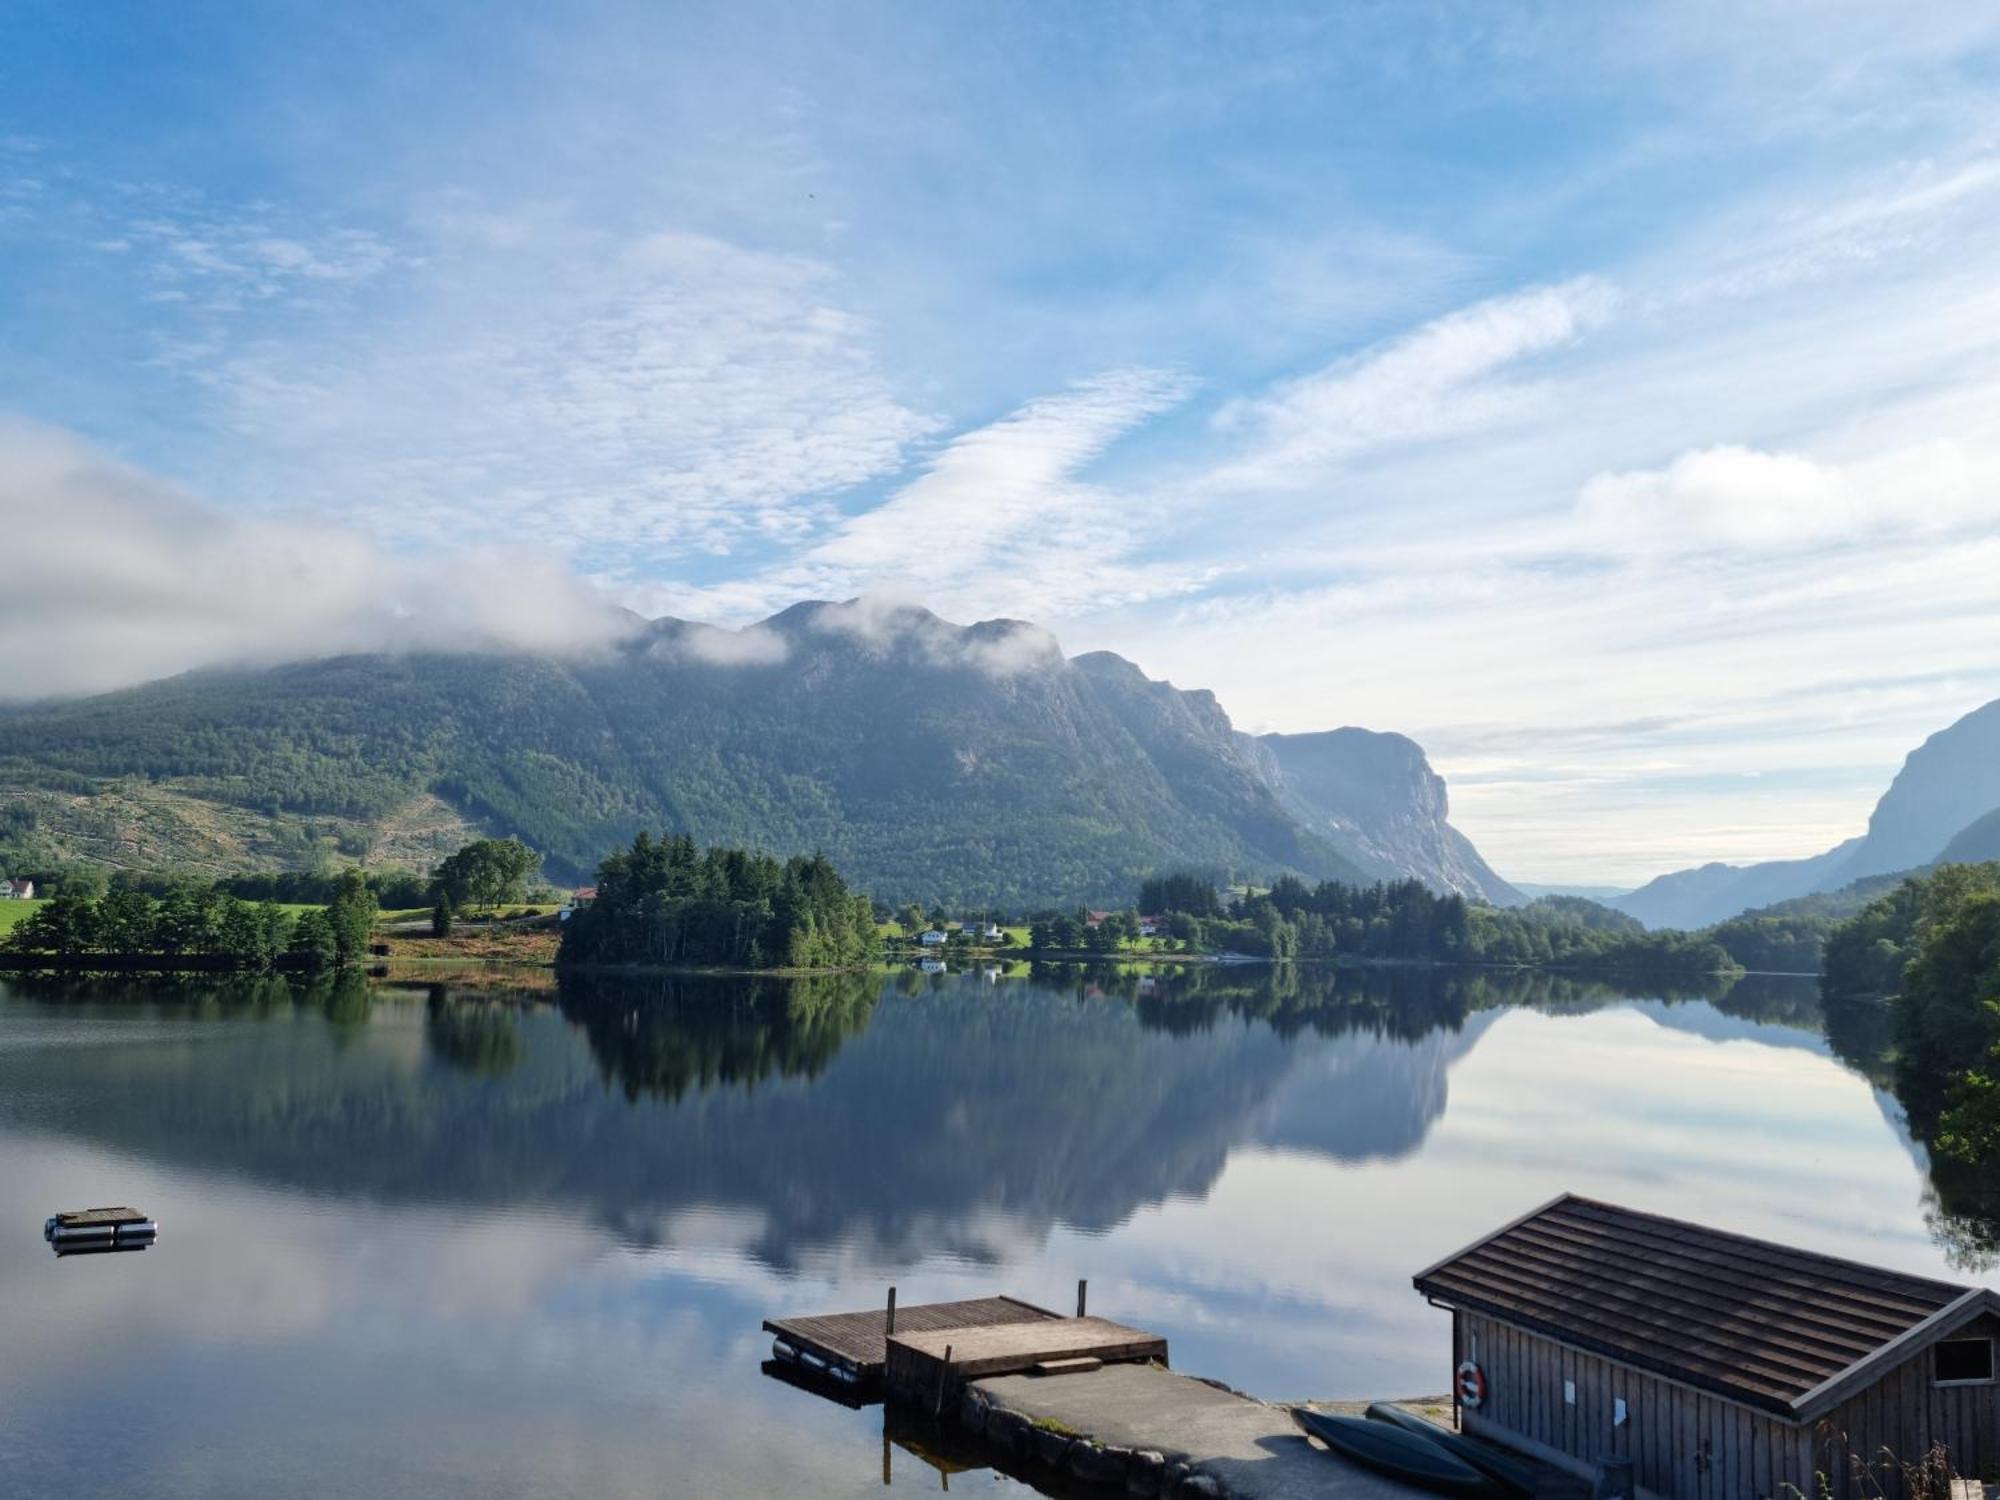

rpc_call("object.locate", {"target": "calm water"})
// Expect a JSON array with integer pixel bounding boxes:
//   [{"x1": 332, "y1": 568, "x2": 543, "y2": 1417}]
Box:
[{"x1": 0, "y1": 963, "x2": 1978, "y2": 1496}]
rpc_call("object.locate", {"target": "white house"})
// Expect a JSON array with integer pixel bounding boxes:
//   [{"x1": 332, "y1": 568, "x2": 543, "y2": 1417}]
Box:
[
  {"x1": 0, "y1": 878, "x2": 33, "y2": 900},
  {"x1": 918, "y1": 929, "x2": 947, "y2": 946}
]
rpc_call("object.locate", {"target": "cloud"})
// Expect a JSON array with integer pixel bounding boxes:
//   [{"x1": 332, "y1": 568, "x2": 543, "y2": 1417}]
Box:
[
  {"x1": 1208, "y1": 279, "x2": 1616, "y2": 488},
  {"x1": 1676, "y1": 159, "x2": 2000, "y2": 304},
  {"x1": 801, "y1": 597, "x2": 1067, "y2": 678},
  {"x1": 109, "y1": 201, "x2": 404, "y2": 310},
  {"x1": 0, "y1": 424, "x2": 631, "y2": 700},
  {"x1": 1575, "y1": 440, "x2": 2000, "y2": 554},
  {"x1": 622, "y1": 369, "x2": 1205, "y2": 627},
  {"x1": 192, "y1": 226, "x2": 935, "y2": 565},
  {"x1": 646, "y1": 621, "x2": 790, "y2": 668},
  {"x1": 808, "y1": 367, "x2": 1194, "y2": 571}
]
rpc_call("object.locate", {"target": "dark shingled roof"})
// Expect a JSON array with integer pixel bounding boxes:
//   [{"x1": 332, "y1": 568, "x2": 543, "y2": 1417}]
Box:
[{"x1": 1414, "y1": 1195, "x2": 1976, "y2": 1417}]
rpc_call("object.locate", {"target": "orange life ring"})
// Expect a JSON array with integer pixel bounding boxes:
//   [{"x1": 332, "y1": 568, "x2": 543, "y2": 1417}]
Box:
[{"x1": 1456, "y1": 1359, "x2": 1488, "y2": 1408}]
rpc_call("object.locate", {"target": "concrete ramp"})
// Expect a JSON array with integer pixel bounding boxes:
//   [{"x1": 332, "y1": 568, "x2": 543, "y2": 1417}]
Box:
[{"x1": 971, "y1": 1361, "x2": 1430, "y2": 1498}]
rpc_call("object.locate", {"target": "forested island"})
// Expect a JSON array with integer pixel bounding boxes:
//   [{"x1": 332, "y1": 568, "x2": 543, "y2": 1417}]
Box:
[{"x1": 557, "y1": 833, "x2": 878, "y2": 971}]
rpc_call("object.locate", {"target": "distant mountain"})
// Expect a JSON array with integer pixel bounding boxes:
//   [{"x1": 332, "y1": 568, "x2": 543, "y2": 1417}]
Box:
[
  {"x1": 1938, "y1": 807, "x2": 2000, "y2": 866},
  {"x1": 1609, "y1": 841, "x2": 1863, "y2": 931},
  {"x1": 1611, "y1": 696, "x2": 2000, "y2": 929},
  {"x1": 0, "y1": 599, "x2": 1515, "y2": 908},
  {"x1": 1512, "y1": 883, "x2": 1631, "y2": 901}
]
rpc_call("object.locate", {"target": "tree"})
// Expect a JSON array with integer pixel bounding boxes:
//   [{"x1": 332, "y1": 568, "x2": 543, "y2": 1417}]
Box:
[
  {"x1": 557, "y1": 833, "x2": 878, "y2": 971},
  {"x1": 1138, "y1": 872, "x2": 1223, "y2": 919},
  {"x1": 96, "y1": 887, "x2": 158, "y2": 952},
  {"x1": 432, "y1": 895, "x2": 455, "y2": 937},
  {"x1": 215, "y1": 897, "x2": 275, "y2": 964},
  {"x1": 326, "y1": 869, "x2": 377, "y2": 966},
  {"x1": 286, "y1": 908, "x2": 339, "y2": 968},
  {"x1": 5, "y1": 889, "x2": 101, "y2": 954},
  {"x1": 432, "y1": 838, "x2": 540, "y2": 915}
]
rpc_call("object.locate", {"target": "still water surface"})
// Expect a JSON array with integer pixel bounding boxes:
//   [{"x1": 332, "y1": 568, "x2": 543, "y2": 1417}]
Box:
[{"x1": 0, "y1": 964, "x2": 1971, "y2": 1496}]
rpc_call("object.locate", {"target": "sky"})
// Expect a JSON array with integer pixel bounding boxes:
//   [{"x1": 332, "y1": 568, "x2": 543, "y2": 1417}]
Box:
[{"x1": 5, "y1": 1, "x2": 2000, "y2": 886}]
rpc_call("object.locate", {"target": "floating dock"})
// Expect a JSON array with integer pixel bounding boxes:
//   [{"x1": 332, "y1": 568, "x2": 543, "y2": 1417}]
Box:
[
  {"x1": 764, "y1": 1294, "x2": 1063, "y2": 1388},
  {"x1": 765, "y1": 1288, "x2": 1584, "y2": 1497},
  {"x1": 885, "y1": 1315, "x2": 1168, "y2": 1404}
]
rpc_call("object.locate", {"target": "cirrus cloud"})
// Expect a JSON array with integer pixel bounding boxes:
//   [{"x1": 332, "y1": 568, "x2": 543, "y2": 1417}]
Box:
[{"x1": 1208, "y1": 278, "x2": 1618, "y2": 490}]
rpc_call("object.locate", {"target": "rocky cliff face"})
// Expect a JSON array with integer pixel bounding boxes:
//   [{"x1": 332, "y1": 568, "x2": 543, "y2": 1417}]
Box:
[
  {"x1": 1838, "y1": 699, "x2": 2000, "y2": 879},
  {"x1": 1253, "y1": 730, "x2": 1521, "y2": 904}
]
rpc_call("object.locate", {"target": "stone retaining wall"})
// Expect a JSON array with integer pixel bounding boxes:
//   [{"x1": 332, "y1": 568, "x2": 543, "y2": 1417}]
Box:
[{"x1": 958, "y1": 1382, "x2": 1228, "y2": 1498}]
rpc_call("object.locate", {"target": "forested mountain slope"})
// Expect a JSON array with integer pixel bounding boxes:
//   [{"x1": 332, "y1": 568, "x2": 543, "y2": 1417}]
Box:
[{"x1": 0, "y1": 600, "x2": 1514, "y2": 907}]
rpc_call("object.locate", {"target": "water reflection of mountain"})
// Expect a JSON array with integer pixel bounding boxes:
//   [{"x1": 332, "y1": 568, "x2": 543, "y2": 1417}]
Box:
[{"x1": 0, "y1": 964, "x2": 1826, "y2": 1271}]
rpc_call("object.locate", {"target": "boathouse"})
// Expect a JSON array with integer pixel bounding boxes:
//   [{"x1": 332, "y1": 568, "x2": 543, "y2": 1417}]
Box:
[{"x1": 1414, "y1": 1195, "x2": 2000, "y2": 1500}]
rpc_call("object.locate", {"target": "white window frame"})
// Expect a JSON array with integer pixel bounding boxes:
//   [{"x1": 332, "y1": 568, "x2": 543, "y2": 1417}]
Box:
[{"x1": 1933, "y1": 1335, "x2": 1997, "y2": 1387}]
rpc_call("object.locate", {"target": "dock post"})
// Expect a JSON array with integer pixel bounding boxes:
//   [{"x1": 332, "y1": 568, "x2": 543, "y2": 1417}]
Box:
[
  {"x1": 934, "y1": 1343, "x2": 953, "y2": 1416},
  {"x1": 886, "y1": 1285, "x2": 897, "y2": 1336},
  {"x1": 1077, "y1": 1278, "x2": 1088, "y2": 1318}
]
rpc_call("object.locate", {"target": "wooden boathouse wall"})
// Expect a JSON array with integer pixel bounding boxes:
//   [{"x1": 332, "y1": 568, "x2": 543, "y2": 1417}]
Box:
[
  {"x1": 1813, "y1": 1309, "x2": 2000, "y2": 1495},
  {"x1": 1458, "y1": 1308, "x2": 2000, "y2": 1500},
  {"x1": 1458, "y1": 1307, "x2": 1813, "y2": 1500}
]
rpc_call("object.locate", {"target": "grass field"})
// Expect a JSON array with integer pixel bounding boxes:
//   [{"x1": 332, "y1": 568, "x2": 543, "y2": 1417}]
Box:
[
  {"x1": 0, "y1": 900, "x2": 45, "y2": 933},
  {"x1": 378, "y1": 904, "x2": 563, "y2": 923},
  {"x1": 0, "y1": 900, "x2": 322, "y2": 933}
]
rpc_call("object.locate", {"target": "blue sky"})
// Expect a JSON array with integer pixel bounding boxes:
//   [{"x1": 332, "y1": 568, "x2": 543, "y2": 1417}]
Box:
[{"x1": 6, "y1": 2, "x2": 2000, "y2": 884}]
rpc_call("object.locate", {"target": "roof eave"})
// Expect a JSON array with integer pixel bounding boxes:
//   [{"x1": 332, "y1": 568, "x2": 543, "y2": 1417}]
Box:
[
  {"x1": 1791, "y1": 1286, "x2": 2000, "y2": 1422},
  {"x1": 1410, "y1": 1191, "x2": 1578, "y2": 1288}
]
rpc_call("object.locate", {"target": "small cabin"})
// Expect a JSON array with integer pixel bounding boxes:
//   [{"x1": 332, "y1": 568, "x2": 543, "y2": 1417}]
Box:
[
  {"x1": 918, "y1": 930, "x2": 946, "y2": 946},
  {"x1": 1415, "y1": 1194, "x2": 2000, "y2": 1499}
]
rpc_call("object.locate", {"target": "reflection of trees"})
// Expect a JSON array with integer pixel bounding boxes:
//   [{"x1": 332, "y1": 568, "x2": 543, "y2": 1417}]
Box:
[
  {"x1": 425, "y1": 995, "x2": 524, "y2": 1078},
  {"x1": 0, "y1": 970, "x2": 300, "y2": 1015},
  {"x1": 555, "y1": 970, "x2": 879, "y2": 1101},
  {"x1": 1822, "y1": 991, "x2": 1895, "y2": 1085},
  {"x1": 1032, "y1": 960, "x2": 1757, "y2": 1043},
  {"x1": 1922, "y1": 1167, "x2": 2000, "y2": 1273},
  {"x1": 1709, "y1": 971, "x2": 1820, "y2": 1027},
  {"x1": 1822, "y1": 987, "x2": 2000, "y2": 1269}
]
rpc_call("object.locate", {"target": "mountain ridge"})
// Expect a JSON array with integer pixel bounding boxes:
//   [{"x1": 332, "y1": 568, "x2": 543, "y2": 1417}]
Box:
[{"x1": 0, "y1": 598, "x2": 1517, "y2": 909}]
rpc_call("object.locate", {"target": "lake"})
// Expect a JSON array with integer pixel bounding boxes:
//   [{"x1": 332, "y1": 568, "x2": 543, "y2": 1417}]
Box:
[{"x1": 0, "y1": 963, "x2": 1974, "y2": 1496}]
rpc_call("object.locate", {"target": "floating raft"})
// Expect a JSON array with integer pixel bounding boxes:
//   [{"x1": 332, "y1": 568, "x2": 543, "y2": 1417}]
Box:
[{"x1": 45, "y1": 1206, "x2": 158, "y2": 1255}]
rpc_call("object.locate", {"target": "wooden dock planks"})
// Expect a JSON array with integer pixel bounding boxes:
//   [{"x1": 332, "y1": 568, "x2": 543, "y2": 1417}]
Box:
[
  {"x1": 883, "y1": 1315, "x2": 1168, "y2": 1400},
  {"x1": 765, "y1": 1295, "x2": 1059, "y2": 1382}
]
